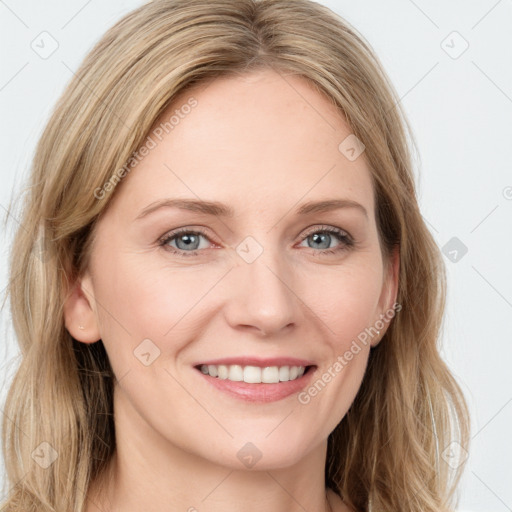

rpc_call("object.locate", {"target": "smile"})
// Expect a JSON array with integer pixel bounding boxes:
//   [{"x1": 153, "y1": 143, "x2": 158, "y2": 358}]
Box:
[
  {"x1": 199, "y1": 364, "x2": 307, "y2": 383},
  {"x1": 194, "y1": 360, "x2": 317, "y2": 402}
]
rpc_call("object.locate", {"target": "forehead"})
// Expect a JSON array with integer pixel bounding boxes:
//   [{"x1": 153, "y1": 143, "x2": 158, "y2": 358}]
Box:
[{"x1": 110, "y1": 68, "x2": 374, "y2": 220}]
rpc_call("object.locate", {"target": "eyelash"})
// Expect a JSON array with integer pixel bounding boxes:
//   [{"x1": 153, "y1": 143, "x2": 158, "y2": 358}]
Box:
[{"x1": 158, "y1": 225, "x2": 354, "y2": 258}]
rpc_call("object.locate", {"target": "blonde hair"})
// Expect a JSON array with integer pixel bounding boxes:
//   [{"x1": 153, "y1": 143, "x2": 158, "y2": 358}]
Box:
[{"x1": 1, "y1": 0, "x2": 470, "y2": 510}]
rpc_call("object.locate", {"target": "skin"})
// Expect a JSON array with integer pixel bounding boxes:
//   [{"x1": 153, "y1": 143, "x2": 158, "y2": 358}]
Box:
[{"x1": 64, "y1": 68, "x2": 399, "y2": 512}]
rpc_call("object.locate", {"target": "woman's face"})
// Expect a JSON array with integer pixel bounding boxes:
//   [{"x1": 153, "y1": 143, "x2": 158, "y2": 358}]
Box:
[{"x1": 67, "y1": 68, "x2": 398, "y2": 470}]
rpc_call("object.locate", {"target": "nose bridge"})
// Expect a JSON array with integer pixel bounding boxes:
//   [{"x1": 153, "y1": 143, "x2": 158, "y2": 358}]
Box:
[{"x1": 225, "y1": 234, "x2": 298, "y2": 335}]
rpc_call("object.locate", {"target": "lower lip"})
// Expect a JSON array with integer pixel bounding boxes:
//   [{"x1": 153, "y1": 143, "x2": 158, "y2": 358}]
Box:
[{"x1": 195, "y1": 367, "x2": 316, "y2": 403}]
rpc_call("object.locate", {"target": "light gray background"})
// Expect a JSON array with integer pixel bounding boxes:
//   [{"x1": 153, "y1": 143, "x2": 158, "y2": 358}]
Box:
[{"x1": 1, "y1": 1, "x2": 511, "y2": 511}]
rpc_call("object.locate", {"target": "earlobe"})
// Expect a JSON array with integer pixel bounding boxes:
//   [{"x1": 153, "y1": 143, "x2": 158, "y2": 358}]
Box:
[
  {"x1": 63, "y1": 273, "x2": 101, "y2": 343},
  {"x1": 386, "y1": 244, "x2": 400, "y2": 311},
  {"x1": 371, "y1": 245, "x2": 400, "y2": 348}
]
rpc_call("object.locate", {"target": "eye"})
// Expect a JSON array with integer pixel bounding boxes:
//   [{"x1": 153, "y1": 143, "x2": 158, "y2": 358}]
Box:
[
  {"x1": 158, "y1": 227, "x2": 213, "y2": 257},
  {"x1": 298, "y1": 225, "x2": 354, "y2": 255}
]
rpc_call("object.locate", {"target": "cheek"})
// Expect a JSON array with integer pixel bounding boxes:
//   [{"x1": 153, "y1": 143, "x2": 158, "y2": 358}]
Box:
[
  {"x1": 295, "y1": 265, "x2": 381, "y2": 432},
  {"x1": 298, "y1": 259, "x2": 383, "y2": 342},
  {"x1": 90, "y1": 253, "x2": 220, "y2": 364}
]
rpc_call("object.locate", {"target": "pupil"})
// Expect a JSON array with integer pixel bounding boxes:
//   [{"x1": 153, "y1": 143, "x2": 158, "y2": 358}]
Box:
[
  {"x1": 311, "y1": 233, "x2": 330, "y2": 249},
  {"x1": 178, "y1": 234, "x2": 198, "y2": 250}
]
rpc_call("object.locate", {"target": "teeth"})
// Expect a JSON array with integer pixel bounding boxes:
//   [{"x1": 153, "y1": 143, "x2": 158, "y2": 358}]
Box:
[
  {"x1": 261, "y1": 366, "x2": 279, "y2": 383},
  {"x1": 228, "y1": 364, "x2": 243, "y2": 381},
  {"x1": 217, "y1": 365, "x2": 228, "y2": 379},
  {"x1": 199, "y1": 364, "x2": 307, "y2": 383},
  {"x1": 243, "y1": 366, "x2": 261, "y2": 383}
]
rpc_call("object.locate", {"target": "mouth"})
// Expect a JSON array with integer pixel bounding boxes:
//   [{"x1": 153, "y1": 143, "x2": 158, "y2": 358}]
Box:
[{"x1": 193, "y1": 360, "x2": 317, "y2": 403}]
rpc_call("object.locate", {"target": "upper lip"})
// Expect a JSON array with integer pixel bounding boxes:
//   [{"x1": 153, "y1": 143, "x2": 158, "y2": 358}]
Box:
[{"x1": 194, "y1": 356, "x2": 315, "y2": 368}]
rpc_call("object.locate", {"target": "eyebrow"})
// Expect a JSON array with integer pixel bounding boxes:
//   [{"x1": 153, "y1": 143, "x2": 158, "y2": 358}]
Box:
[{"x1": 135, "y1": 198, "x2": 368, "y2": 220}]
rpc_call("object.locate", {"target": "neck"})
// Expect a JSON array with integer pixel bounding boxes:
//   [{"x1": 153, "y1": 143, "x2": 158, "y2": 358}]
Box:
[{"x1": 86, "y1": 391, "x2": 335, "y2": 512}]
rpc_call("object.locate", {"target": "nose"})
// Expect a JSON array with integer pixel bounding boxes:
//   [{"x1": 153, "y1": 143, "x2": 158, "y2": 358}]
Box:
[{"x1": 222, "y1": 247, "x2": 298, "y2": 338}]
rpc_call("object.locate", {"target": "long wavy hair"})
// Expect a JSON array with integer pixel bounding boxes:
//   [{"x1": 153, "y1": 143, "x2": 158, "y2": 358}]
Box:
[{"x1": 1, "y1": 0, "x2": 470, "y2": 510}]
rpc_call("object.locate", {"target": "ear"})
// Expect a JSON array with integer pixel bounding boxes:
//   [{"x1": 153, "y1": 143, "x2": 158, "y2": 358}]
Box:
[
  {"x1": 371, "y1": 244, "x2": 400, "y2": 348},
  {"x1": 63, "y1": 271, "x2": 101, "y2": 343}
]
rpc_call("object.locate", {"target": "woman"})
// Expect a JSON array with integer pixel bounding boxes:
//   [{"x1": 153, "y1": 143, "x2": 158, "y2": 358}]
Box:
[{"x1": 1, "y1": 0, "x2": 470, "y2": 511}]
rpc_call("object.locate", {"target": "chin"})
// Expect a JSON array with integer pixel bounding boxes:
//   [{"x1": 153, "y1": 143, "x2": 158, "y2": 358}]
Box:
[{"x1": 198, "y1": 433, "x2": 316, "y2": 471}]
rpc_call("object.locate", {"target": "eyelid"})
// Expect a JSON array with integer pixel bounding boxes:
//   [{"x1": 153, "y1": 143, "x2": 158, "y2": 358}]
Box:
[
  {"x1": 300, "y1": 224, "x2": 352, "y2": 241},
  {"x1": 158, "y1": 226, "x2": 217, "y2": 248}
]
